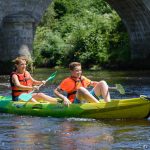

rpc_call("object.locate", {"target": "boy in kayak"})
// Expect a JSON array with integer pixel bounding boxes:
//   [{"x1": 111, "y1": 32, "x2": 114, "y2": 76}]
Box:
[
  {"x1": 10, "y1": 56, "x2": 57, "y2": 103},
  {"x1": 54, "y1": 62, "x2": 111, "y2": 106}
]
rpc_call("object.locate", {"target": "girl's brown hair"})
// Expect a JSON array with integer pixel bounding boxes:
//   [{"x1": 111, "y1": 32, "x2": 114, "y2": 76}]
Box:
[{"x1": 12, "y1": 56, "x2": 28, "y2": 65}]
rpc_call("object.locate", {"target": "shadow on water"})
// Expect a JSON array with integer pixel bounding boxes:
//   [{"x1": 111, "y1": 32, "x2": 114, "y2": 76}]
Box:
[{"x1": 0, "y1": 69, "x2": 150, "y2": 149}]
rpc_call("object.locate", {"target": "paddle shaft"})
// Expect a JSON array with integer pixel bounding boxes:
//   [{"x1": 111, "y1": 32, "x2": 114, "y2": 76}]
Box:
[
  {"x1": 29, "y1": 76, "x2": 54, "y2": 94},
  {"x1": 109, "y1": 87, "x2": 117, "y2": 90},
  {"x1": 27, "y1": 71, "x2": 57, "y2": 94}
]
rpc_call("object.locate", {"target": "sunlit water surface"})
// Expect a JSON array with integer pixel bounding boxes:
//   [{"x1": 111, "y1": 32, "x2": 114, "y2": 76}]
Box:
[{"x1": 0, "y1": 69, "x2": 150, "y2": 150}]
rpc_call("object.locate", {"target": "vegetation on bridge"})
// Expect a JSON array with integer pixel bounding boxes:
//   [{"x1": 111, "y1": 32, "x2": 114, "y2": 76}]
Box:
[{"x1": 33, "y1": 0, "x2": 130, "y2": 69}]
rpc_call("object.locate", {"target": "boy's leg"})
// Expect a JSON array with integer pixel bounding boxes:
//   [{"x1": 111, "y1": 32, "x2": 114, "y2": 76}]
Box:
[
  {"x1": 76, "y1": 87, "x2": 100, "y2": 103},
  {"x1": 93, "y1": 80, "x2": 110, "y2": 102}
]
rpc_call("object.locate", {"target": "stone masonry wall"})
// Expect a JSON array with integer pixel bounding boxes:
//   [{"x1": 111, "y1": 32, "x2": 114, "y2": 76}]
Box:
[{"x1": 0, "y1": 0, "x2": 52, "y2": 74}]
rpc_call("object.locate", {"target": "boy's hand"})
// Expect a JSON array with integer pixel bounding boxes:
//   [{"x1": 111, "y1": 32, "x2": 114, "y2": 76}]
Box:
[{"x1": 63, "y1": 97, "x2": 71, "y2": 107}]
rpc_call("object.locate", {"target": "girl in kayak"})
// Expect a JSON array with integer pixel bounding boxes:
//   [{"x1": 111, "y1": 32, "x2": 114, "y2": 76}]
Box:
[
  {"x1": 54, "y1": 62, "x2": 111, "y2": 106},
  {"x1": 10, "y1": 56, "x2": 57, "y2": 103}
]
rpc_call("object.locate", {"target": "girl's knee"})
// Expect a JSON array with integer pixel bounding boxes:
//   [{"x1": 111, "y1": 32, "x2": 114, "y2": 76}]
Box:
[
  {"x1": 38, "y1": 93, "x2": 44, "y2": 96},
  {"x1": 31, "y1": 98, "x2": 38, "y2": 103},
  {"x1": 33, "y1": 93, "x2": 45, "y2": 98}
]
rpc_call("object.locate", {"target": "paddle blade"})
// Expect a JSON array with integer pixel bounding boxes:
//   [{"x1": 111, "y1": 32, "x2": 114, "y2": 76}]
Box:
[
  {"x1": 46, "y1": 71, "x2": 57, "y2": 82},
  {"x1": 18, "y1": 93, "x2": 32, "y2": 101},
  {"x1": 115, "y1": 84, "x2": 125, "y2": 95}
]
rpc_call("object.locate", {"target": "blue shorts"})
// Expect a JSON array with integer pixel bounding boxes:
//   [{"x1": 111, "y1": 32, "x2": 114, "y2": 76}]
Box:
[
  {"x1": 73, "y1": 98, "x2": 80, "y2": 104},
  {"x1": 73, "y1": 89, "x2": 100, "y2": 104},
  {"x1": 90, "y1": 89, "x2": 100, "y2": 100},
  {"x1": 12, "y1": 96, "x2": 19, "y2": 101}
]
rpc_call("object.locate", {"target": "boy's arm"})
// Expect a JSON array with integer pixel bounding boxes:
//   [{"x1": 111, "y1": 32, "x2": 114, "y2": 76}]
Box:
[
  {"x1": 90, "y1": 81, "x2": 98, "y2": 87},
  {"x1": 54, "y1": 86, "x2": 71, "y2": 106}
]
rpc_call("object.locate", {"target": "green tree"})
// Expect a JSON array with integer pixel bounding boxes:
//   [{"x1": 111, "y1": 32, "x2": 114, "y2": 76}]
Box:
[{"x1": 33, "y1": 0, "x2": 130, "y2": 69}]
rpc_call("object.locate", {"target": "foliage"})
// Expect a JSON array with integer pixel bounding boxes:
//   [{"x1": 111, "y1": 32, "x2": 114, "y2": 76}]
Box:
[
  {"x1": 33, "y1": 27, "x2": 66, "y2": 67},
  {"x1": 33, "y1": 0, "x2": 130, "y2": 69}
]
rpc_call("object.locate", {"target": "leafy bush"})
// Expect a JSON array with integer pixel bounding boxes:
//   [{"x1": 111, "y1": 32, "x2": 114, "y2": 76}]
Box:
[
  {"x1": 33, "y1": 27, "x2": 66, "y2": 67},
  {"x1": 33, "y1": 0, "x2": 130, "y2": 69}
]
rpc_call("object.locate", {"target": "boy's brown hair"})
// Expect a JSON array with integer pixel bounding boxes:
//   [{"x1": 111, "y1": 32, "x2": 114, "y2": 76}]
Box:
[{"x1": 69, "y1": 62, "x2": 81, "y2": 70}]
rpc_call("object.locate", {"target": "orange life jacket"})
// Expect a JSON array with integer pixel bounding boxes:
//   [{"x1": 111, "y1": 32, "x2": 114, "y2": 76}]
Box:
[
  {"x1": 10, "y1": 71, "x2": 33, "y2": 98},
  {"x1": 60, "y1": 76, "x2": 91, "y2": 103}
]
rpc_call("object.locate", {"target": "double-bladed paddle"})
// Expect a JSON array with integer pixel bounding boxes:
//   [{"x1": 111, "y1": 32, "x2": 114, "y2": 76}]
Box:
[{"x1": 18, "y1": 71, "x2": 57, "y2": 101}]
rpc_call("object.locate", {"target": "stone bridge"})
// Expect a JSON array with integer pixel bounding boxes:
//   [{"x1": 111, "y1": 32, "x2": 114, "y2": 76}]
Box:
[{"x1": 0, "y1": 0, "x2": 150, "y2": 74}]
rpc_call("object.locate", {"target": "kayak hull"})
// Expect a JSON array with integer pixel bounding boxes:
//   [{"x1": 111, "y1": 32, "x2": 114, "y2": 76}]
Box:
[{"x1": 0, "y1": 96, "x2": 150, "y2": 119}]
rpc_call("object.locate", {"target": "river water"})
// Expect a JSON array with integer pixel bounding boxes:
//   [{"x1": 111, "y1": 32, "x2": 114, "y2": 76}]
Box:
[{"x1": 0, "y1": 69, "x2": 150, "y2": 150}]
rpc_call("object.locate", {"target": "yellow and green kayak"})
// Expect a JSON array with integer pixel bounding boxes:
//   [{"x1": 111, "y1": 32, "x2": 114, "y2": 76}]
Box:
[{"x1": 0, "y1": 95, "x2": 150, "y2": 119}]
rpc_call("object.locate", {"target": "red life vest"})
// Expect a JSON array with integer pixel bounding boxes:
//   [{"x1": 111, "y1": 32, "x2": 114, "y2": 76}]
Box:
[
  {"x1": 60, "y1": 76, "x2": 91, "y2": 103},
  {"x1": 10, "y1": 71, "x2": 33, "y2": 98}
]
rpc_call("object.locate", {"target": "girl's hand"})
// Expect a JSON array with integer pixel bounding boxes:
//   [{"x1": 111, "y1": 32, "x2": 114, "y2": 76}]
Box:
[
  {"x1": 41, "y1": 80, "x2": 46, "y2": 85},
  {"x1": 33, "y1": 85, "x2": 40, "y2": 91}
]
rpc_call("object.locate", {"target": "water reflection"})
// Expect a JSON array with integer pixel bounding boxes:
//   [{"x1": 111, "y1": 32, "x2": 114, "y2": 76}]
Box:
[
  {"x1": 0, "y1": 115, "x2": 115, "y2": 150},
  {"x1": 110, "y1": 120, "x2": 150, "y2": 150},
  {"x1": 0, "y1": 69, "x2": 150, "y2": 149},
  {"x1": 65, "y1": 120, "x2": 114, "y2": 150},
  {"x1": 0, "y1": 115, "x2": 149, "y2": 150}
]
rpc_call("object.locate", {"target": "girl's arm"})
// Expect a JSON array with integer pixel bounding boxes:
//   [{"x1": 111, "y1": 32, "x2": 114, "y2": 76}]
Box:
[
  {"x1": 12, "y1": 74, "x2": 33, "y2": 90},
  {"x1": 29, "y1": 73, "x2": 45, "y2": 85}
]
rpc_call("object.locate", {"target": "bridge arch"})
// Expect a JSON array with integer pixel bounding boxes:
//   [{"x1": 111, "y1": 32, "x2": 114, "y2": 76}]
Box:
[
  {"x1": 0, "y1": 0, "x2": 150, "y2": 74},
  {"x1": 107, "y1": 0, "x2": 150, "y2": 59}
]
